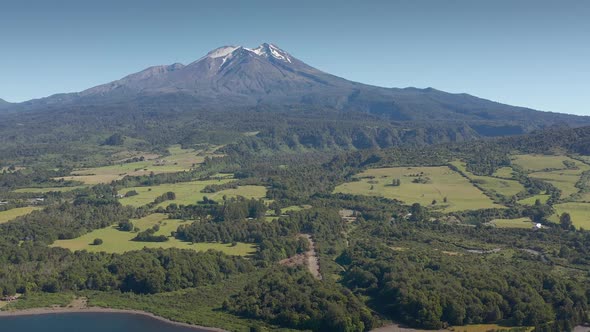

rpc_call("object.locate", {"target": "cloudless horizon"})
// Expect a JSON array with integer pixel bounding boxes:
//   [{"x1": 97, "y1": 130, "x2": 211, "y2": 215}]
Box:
[{"x1": 1, "y1": 0, "x2": 589, "y2": 115}]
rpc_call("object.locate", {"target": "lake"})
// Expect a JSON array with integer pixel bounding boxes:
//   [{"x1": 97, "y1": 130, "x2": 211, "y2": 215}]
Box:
[{"x1": 0, "y1": 312, "x2": 215, "y2": 332}]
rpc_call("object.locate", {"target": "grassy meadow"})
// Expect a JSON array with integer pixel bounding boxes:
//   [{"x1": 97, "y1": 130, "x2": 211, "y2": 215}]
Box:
[
  {"x1": 281, "y1": 205, "x2": 312, "y2": 213},
  {"x1": 518, "y1": 194, "x2": 551, "y2": 206},
  {"x1": 492, "y1": 167, "x2": 516, "y2": 179},
  {"x1": 490, "y1": 217, "x2": 534, "y2": 229},
  {"x1": 577, "y1": 191, "x2": 590, "y2": 202},
  {"x1": 0, "y1": 206, "x2": 41, "y2": 224},
  {"x1": 551, "y1": 202, "x2": 590, "y2": 229},
  {"x1": 334, "y1": 166, "x2": 502, "y2": 212},
  {"x1": 511, "y1": 154, "x2": 578, "y2": 171},
  {"x1": 510, "y1": 154, "x2": 590, "y2": 199},
  {"x1": 55, "y1": 145, "x2": 221, "y2": 185},
  {"x1": 119, "y1": 180, "x2": 267, "y2": 208},
  {"x1": 529, "y1": 169, "x2": 588, "y2": 198},
  {"x1": 451, "y1": 161, "x2": 524, "y2": 197},
  {"x1": 119, "y1": 179, "x2": 233, "y2": 207},
  {"x1": 51, "y1": 213, "x2": 255, "y2": 255}
]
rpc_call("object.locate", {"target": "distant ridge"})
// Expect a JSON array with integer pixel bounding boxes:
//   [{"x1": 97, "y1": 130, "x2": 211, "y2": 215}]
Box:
[
  {"x1": 0, "y1": 98, "x2": 11, "y2": 109},
  {"x1": 9, "y1": 42, "x2": 590, "y2": 130}
]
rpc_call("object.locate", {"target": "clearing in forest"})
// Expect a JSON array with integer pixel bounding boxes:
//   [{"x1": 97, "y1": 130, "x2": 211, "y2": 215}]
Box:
[
  {"x1": 450, "y1": 161, "x2": 524, "y2": 197},
  {"x1": 51, "y1": 213, "x2": 255, "y2": 255},
  {"x1": 490, "y1": 217, "x2": 533, "y2": 229},
  {"x1": 551, "y1": 202, "x2": 590, "y2": 229},
  {"x1": 529, "y1": 168, "x2": 589, "y2": 199},
  {"x1": 518, "y1": 194, "x2": 551, "y2": 206},
  {"x1": 511, "y1": 154, "x2": 579, "y2": 172},
  {"x1": 119, "y1": 179, "x2": 267, "y2": 207},
  {"x1": 511, "y1": 154, "x2": 590, "y2": 199},
  {"x1": 334, "y1": 166, "x2": 502, "y2": 212},
  {"x1": 55, "y1": 145, "x2": 222, "y2": 185},
  {"x1": 492, "y1": 167, "x2": 516, "y2": 179},
  {"x1": 0, "y1": 206, "x2": 42, "y2": 224}
]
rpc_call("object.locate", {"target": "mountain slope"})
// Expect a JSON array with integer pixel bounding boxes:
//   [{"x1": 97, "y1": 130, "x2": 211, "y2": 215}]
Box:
[
  {"x1": 0, "y1": 98, "x2": 10, "y2": 109},
  {"x1": 12, "y1": 42, "x2": 588, "y2": 129}
]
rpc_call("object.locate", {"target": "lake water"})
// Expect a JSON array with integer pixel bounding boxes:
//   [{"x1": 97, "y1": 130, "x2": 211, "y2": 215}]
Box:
[{"x1": 0, "y1": 312, "x2": 214, "y2": 332}]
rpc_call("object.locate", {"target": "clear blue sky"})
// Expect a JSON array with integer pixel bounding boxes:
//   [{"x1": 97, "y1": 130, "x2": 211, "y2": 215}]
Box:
[{"x1": 1, "y1": 0, "x2": 589, "y2": 115}]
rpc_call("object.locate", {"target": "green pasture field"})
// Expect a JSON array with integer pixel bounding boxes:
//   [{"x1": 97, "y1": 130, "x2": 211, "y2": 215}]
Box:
[
  {"x1": 508, "y1": 154, "x2": 590, "y2": 199},
  {"x1": 333, "y1": 166, "x2": 502, "y2": 212},
  {"x1": 492, "y1": 167, "x2": 516, "y2": 179},
  {"x1": 451, "y1": 161, "x2": 524, "y2": 197},
  {"x1": 490, "y1": 217, "x2": 533, "y2": 229},
  {"x1": 281, "y1": 205, "x2": 312, "y2": 213},
  {"x1": 551, "y1": 202, "x2": 590, "y2": 229},
  {"x1": 511, "y1": 154, "x2": 580, "y2": 172},
  {"x1": 119, "y1": 179, "x2": 266, "y2": 208},
  {"x1": 0, "y1": 206, "x2": 42, "y2": 224},
  {"x1": 55, "y1": 145, "x2": 221, "y2": 184},
  {"x1": 518, "y1": 194, "x2": 551, "y2": 206},
  {"x1": 51, "y1": 213, "x2": 255, "y2": 255},
  {"x1": 119, "y1": 179, "x2": 233, "y2": 207},
  {"x1": 577, "y1": 192, "x2": 590, "y2": 202},
  {"x1": 529, "y1": 167, "x2": 589, "y2": 199}
]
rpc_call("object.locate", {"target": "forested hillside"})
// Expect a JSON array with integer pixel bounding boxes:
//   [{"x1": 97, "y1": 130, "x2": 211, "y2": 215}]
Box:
[{"x1": 1, "y1": 121, "x2": 590, "y2": 331}]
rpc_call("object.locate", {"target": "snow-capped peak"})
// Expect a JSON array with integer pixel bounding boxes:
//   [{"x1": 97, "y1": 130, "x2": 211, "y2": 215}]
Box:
[
  {"x1": 204, "y1": 46, "x2": 241, "y2": 59},
  {"x1": 247, "y1": 43, "x2": 292, "y2": 63},
  {"x1": 195, "y1": 43, "x2": 293, "y2": 65}
]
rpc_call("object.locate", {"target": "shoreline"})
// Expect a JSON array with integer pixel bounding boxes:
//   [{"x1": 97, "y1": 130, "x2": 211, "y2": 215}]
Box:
[{"x1": 0, "y1": 306, "x2": 228, "y2": 332}]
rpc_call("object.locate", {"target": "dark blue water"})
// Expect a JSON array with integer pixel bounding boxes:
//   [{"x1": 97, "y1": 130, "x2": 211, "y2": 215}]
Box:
[{"x1": 0, "y1": 312, "x2": 213, "y2": 332}]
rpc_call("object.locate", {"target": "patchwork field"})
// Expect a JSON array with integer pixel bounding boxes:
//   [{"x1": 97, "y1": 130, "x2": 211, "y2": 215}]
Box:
[
  {"x1": 119, "y1": 180, "x2": 267, "y2": 208},
  {"x1": 518, "y1": 194, "x2": 551, "y2": 206},
  {"x1": 334, "y1": 166, "x2": 502, "y2": 212},
  {"x1": 512, "y1": 154, "x2": 578, "y2": 171},
  {"x1": 451, "y1": 161, "x2": 524, "y2": 197},
  {"x1": 510, "y1": 154, "x2": 590, "y2": 199},
  {"x1": 56, "y1": 145, "x2": 221, "y2": 185},
  {"x1": 552, "y1": 202, "x2": 590, "y2": 229},
  {"x1": 490, "y1": 217, "x2": 533, "y2": 229},
  {"x1": 0, "y1": 206, "x2": 41, "y2": 224},
  {"x1": 51, "y1": 213, "x2": 255, "y2": 255},
  {"x1": 529, "y1": 169, "x2": 588, "y2": 198}
]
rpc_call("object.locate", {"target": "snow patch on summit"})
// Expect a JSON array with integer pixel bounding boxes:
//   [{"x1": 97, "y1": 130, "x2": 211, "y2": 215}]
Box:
[
  {"x1": 268, "y1": 44, "x2": 292, "y2": 63},
  {"x1": 247, "y1": 43, "x2": 292, "y2": 63},
  {"x1": 195, "y1": 43, "x2": 293, "y2": 65},
  {"x1": 205, "y1": 46, "x2": 240, "y2": 59}
]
